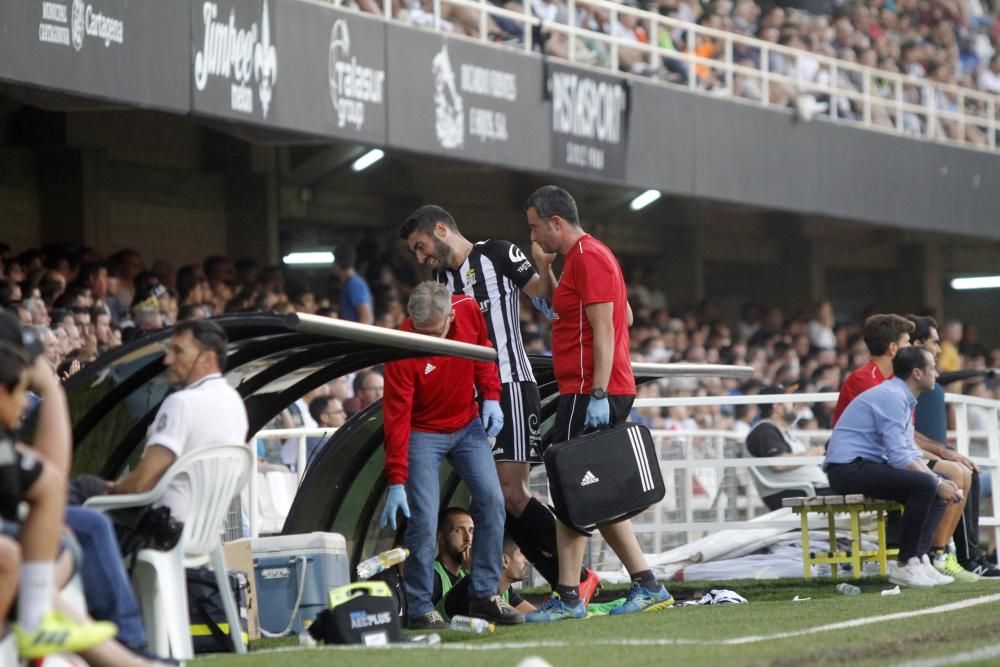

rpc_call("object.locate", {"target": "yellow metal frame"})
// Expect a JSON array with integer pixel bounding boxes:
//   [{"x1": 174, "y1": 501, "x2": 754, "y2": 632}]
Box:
[{"x1": 792, "y1": 498, "x2": 902, "y2": 580}]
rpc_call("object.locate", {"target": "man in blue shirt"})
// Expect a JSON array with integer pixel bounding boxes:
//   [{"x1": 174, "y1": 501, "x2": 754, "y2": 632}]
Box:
[
  {"x1": 825, "y1": 346, "x2": 964, "y2": 588},
  {"x1": 333, "y1": 246, "x2": 373, "y2": 324}
]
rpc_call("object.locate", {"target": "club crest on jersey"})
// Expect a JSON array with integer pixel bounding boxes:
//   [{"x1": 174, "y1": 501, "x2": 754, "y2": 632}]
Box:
[
  {"x1": 478, "y1": 299, "x2": 490, "y2": 313},
  {"x1": 464, "y1": 267, "x2": 477, "y2": 286}
]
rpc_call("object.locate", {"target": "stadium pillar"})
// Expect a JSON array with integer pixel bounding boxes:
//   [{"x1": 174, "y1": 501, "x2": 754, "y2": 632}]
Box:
[
  {"x1": 779, "y1": 233, "x2": 826, "y2": 309},
  {"x1": 655, "y1": 222, "x2": 704, "y2": 306},
  {"x1": 897, "y1": 242, "x2": 943, "y2": 316}
]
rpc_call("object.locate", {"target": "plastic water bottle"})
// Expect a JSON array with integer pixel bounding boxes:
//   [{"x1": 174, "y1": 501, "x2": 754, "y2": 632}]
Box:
[
  {"x1": 356, "y1": 547, "x2": 410, "y2": 580},
  {"x1": 835, "y1": 582, "x2": 861, "y2": 596},
  {"x1": 449, "y1": 615, "x2": 495, "y2": 634}
]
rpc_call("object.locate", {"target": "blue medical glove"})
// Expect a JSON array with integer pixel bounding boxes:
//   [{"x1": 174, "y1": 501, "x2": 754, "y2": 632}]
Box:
[
  {"x1": 380, "y1": 484, "x2": 411, "y2": 530},
  {"x1": 530, "y1": 296, "x2": 555, "y2": 321},
  {"x1": 583, "y1": 396, "x2": 611, "y2": 429},
  {"x1": 481, "y1": 399, "x2": 504, "y2": 438}
]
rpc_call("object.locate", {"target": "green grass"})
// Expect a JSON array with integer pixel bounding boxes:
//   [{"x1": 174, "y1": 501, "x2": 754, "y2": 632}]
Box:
[{"x1": 196, "y1": 579, "x2": 1000, "y2": 667}]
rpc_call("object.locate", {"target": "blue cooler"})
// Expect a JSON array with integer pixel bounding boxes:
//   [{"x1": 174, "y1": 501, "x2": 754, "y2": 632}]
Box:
[{"x1": 253, "y1": 532, "x2": 349, "y2": 636}]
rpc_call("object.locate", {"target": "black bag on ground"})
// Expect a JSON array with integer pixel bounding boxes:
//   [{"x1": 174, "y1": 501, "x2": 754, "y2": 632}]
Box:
[
  {"x1": 543, "y1": 422, "x2": 665, "y2": 530},
  {"x1": 307, "y1": 582, "x2": 402, "y2": 646},
  {"x1": 186, "y1": 567, "x2": 250, "y2": 653}
]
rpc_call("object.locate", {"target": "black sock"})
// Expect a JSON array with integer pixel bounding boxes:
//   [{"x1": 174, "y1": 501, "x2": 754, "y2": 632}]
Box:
[
  {"x1": 631, "y1": 569, "x2": 659, "y2": 590},
  {"x1": 555, "y1": 584, "x2": 580, "y2": 603},
  {"x1": 506, "y1": 498, "x2": 561, "y2": 586}
]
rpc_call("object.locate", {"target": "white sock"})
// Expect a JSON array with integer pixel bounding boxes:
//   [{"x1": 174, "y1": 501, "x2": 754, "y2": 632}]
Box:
[{"x1": 18, "y1": 561, "x2": 55, "y2": 630}]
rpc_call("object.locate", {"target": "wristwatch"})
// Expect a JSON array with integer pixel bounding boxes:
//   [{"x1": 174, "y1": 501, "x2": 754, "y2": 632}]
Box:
[{"x1": 591, "y1": 387, "x2": 608, "y2": 400}]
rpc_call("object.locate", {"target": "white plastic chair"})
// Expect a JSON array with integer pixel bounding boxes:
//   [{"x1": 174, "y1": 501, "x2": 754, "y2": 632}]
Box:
[
  {"x1": 85, "y1": 445, "x2": 252, "y2": 660},
  {"x1": 748, "y1": 464, "x2": 817, "y2": 501}
]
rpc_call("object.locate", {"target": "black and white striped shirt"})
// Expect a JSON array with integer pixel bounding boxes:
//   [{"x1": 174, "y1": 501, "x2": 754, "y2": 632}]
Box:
[{"x1": 435, "y1": 240, "x2": 536, "y2": 384}]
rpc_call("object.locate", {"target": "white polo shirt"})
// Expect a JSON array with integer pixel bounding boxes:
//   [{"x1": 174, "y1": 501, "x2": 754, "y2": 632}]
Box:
[{"x1": 145, "y1": 373, "x2": 248, "y2": 522}]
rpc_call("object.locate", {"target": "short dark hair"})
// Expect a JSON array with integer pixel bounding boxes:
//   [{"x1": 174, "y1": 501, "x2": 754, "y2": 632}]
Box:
[
  {"x1": 399, "y1": 205, "x2": 458, "y2": 241},
  {"x1": 502, "y1": 532, "x2": 519, "y2": 557},
  {"x1": 308, "y1": 396, "x2": 331, "y2": 423},
  {"x1": 524, "y1": 185, "x2": 580, "y2": 226},
  {"x1": 437, "y1": 506, "x2": 471, "y2": 533},
  {"x1": 893, "y1": 346, "x2": 932, "y2": 380},
  {"x1": 757, "y1": 385, "x2": 785, "y2": 419},
  {"x1": 906, "y1": 314, "x2": 939, "y2": 344},
  {"x1": 334, "y1": 246, "x2": 356, "y2": 270},
  {"x1": 0, "y1": 342, "x2": 28, "y2": 391},
  {"x1": 862, "y1": 314, "x2": 915, "y2": 356},
  {"x1": 173, "y1": 319, "x2": 228, "y2": 370}
]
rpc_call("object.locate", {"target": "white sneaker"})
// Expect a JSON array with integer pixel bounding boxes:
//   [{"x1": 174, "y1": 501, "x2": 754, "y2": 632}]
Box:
[
  {"x1": 888, "y1": 557, "x2": 938, "y2": 587},
  {"x1": 921, "y1": 554, "x2": 954, "y2": 585}
]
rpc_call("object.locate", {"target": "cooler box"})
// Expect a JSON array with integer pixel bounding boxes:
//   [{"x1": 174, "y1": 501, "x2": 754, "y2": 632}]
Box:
[{"x1": 253, "y1": 531, "x2": 349, "y2": 636}]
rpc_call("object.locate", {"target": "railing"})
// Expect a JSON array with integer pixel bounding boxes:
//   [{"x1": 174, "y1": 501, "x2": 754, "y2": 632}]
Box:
[
  {"x1": 332, "y1": 0, "x2": 1000, "y2": 152},
  {"x1": 245, "y1": 391, "x2": 999, "y2": 574}
]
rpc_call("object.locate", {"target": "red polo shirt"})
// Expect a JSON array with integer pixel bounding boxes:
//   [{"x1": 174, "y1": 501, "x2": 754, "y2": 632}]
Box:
[
  {"x1": 831, "y1": 361, "x2": 887, "y2": 426},
  {"x1": 551, "y1": 234, "x2": 636, "y2": 397}
]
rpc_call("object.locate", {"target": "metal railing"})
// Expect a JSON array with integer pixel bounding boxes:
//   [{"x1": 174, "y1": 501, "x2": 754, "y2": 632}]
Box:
[
  {"x1": 333, "y1": 0, "x2": 1000, "y2": 152},
  {"x1": 244, "y1": 391, "x2": 999, "y2": 574}
]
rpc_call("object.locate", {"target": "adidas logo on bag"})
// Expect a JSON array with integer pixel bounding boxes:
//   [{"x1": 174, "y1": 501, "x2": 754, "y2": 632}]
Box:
[
  {"x1": 580, "y1": 470, "x2": 599, "y2": 486},
  {"x1": 424, "y1": 363, "x2": 436, "y2": 375}
]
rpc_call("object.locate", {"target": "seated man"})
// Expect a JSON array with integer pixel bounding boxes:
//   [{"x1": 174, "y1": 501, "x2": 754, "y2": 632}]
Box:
[
  {"x1": 100, "y1": 320, "x2": 249, "y2": 525},
  {"x1": 445, "y1": 533, "x2": 536, "y2": 621},
  {"x1": 431, "y1": 507, "x2": 472, "y2": 618},
  {"x1": 745, "y1": 385, "x2": 831, "y2": 510},
  {"x1": 824, "y1": 346, "x2": 963, "y2": 588},
  {"x1": 0, "y1": 339, "x2": 117, "y2": 659}
]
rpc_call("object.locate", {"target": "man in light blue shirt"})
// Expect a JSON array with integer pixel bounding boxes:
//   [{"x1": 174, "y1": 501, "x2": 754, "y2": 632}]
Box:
[{"x1": 825, "y1": 346, "x2": 964, "y2": 587}]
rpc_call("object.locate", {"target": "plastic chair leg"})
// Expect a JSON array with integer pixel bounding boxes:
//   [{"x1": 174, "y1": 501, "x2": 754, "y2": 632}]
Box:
[
  {"x1": 137, "y1": 549, "x2": 194, "y2": 660},
  {"x1": 133, "y1": 558, "x2": 168, "y2": 658},
  {"x1": 211, "y1": 546, "x2": 247, "y2": 654}
]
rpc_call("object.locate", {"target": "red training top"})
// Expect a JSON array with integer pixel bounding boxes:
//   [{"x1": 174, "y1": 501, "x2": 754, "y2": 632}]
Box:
[
  {"x1": 551, "y1": 234, "x2": 636, "y2": 397},
  {"x1": 831, "y1": 361, "x2": 887, "y2": 426},
  {"x1": 382, "y1": 295, "x2": 501, "y2": 484}
]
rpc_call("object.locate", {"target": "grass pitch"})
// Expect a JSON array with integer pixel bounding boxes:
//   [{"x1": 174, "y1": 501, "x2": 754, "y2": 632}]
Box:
[{"x1": 196, "y1": 579, "x2": 1000, "y2": 667}]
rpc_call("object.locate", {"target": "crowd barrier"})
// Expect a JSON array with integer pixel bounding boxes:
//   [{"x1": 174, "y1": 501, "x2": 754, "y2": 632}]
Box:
[{"x1": 246, "y1": 391, "x2": 999, "y2": 574}]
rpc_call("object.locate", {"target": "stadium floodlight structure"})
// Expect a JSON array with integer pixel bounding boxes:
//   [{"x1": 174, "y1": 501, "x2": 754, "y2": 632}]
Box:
[
  {"x1": 630, "y1": 189, "x2": 661, "y2": 211},
  {"x1": 351, "y1": 148, "x2": 384, "y2": 172},
  {"x1": 950, "y1": 276, "x2": 1000, "y2": 290},
  {"x1": 282, "y1": 251, "x2": 335, "y2": 266}
]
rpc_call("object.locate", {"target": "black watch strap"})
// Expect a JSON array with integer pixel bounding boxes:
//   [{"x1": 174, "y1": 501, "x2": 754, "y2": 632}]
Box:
[{"x1": 591, "y1": 388, "x2": 608, "y2": 400}]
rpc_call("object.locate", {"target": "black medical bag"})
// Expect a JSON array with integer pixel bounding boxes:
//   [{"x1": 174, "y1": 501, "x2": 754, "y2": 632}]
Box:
[{"x1": 543, "y1": 423, "x2": 665, "y2": 530}]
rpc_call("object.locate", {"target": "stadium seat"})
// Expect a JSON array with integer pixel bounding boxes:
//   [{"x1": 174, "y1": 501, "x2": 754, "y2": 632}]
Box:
[{"x1": 84, "y1": 445, "x2": 252, "y2": 660}]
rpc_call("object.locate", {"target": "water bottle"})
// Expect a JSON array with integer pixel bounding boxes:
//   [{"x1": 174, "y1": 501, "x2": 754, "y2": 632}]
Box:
[
  {"x1": 356, "y1": 547, "x2": 410, "y2": 580},
  {"x1": 835, "y1": 582, "x2": 861, "y2": 596},
  {"x1": 449, "y1": 615, "x2": 495, "y2": 634}
]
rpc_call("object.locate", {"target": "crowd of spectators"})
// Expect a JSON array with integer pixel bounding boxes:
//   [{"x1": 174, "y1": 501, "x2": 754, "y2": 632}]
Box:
[
  {"x1": 344, "y1": 0, "x2": 1000, "y2": 143},
  {"x1": 2, "y1": 240, "x2": 997, "y2": 435}
]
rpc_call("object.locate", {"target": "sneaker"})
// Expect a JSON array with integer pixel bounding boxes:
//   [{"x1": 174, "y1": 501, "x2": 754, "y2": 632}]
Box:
[
  {"x1": 888, "y1": 557, "x2": 937, "y2": 588},
  {"x1": 968, "y1": 558, "x2": 1000, "y2": 579},
  {"x1": 934, "y1": 552, "x2": 980, "y2": 583},
  {"x1": 609, "y1": 582, "x2": 674, "y2": 615},
  {"x1": 579, "y1": 568, "x2": 602, "y2": 607},
  {"x1": 468, "y1": 595, "x2": 524, "y2": 625},
  {"x1": 524, "y1": 593, "x2": 587, "y2": 623},
  {"x1": 920, "y1": 555, "x2": 954, "y2": 585},
  {"x1": 15, "y1": 611, "x2": 117, "y2": 659},
  {"x1": 408, "y1": 610, "x2": 446, "y2": 630}
]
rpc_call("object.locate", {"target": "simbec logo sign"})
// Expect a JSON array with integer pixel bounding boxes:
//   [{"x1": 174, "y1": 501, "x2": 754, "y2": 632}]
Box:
[
  {"x1": 38, "y1": 0, "x2": 124, "y2": 51},
  {"x1": 194, "y1": 0, "x2": 278, "y2": 118},
  {"x1": 328, "y1": 18, "x2": 386, "y2": 131}
]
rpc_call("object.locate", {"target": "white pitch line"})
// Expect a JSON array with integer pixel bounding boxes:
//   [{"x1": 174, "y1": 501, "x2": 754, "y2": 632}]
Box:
[
  {"x1": 890, "y1": 643, "x2": 1000, "y2": 667},
  {"x1": 203, "y1": 593, "x2": 1000, "y2": 657}
]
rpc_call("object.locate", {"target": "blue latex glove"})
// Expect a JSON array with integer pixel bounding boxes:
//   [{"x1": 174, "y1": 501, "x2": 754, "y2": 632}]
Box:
[
  {"x1": 531, "y1": 296, "x2": 555, "y2": 321},
  {"x1": 481, "y1": 399, "x2": 504, "y2": 438},
  {"x1": 583, "y1": 396, "x2": 611, "y2": 429},
  {"x1": 380, "y1": 484, "x2": 411, "y2": 529}
]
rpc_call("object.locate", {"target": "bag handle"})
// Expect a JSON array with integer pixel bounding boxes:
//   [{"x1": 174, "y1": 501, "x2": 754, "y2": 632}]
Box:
[{"x1": 328, "y1": 581, "x2": 393, "y2": 609}]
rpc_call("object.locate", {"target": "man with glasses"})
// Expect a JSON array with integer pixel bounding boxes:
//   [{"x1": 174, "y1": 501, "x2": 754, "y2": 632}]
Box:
[
  {"x1": 344, "y1": 370, "x2": 384, "y2": 417},
  {"x1": 380, "y1": 281, "x2": 522, "y2": 630}
]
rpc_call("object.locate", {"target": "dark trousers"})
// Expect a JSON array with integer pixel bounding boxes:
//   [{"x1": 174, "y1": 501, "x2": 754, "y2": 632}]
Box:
[
  {"x1": 827, "y1": 459, "x2": 945, "y2": 562},
  {"x1": 955, "y1": 469, "x2": 982, "y2": 565}
]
